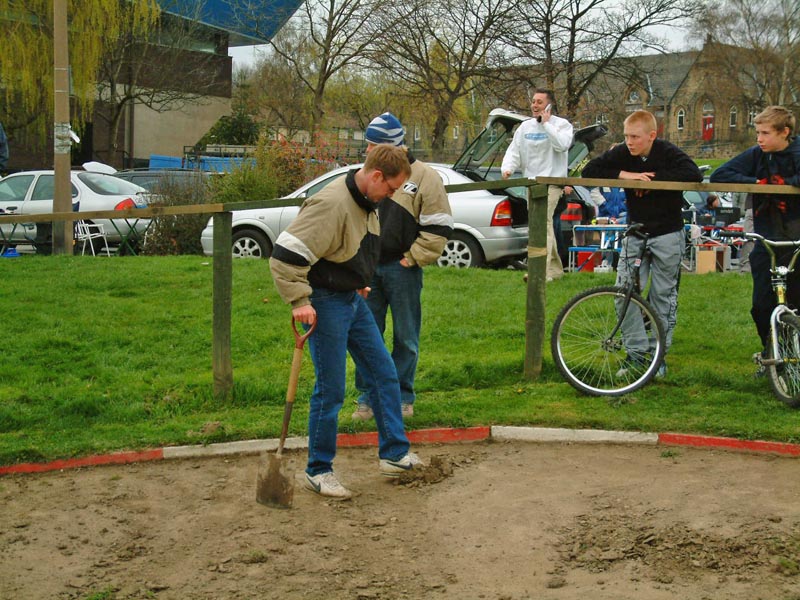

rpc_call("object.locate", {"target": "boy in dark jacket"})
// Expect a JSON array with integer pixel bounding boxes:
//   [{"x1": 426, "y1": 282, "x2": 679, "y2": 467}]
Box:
[
  {"x1": 582, "y1": 110, "x2": 702, "y2": 378},
  {"x1": 710, "y1": 106, "x2": 800, "y2": 372}
]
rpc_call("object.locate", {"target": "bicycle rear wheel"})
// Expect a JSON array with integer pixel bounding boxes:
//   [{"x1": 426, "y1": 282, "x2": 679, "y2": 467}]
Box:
[
  {"x1": 769, "y1": 312, "x2": 800, "y2": 408},
  {"x1": 551, "y1": 285, "x2": 666, "y2": 396}
]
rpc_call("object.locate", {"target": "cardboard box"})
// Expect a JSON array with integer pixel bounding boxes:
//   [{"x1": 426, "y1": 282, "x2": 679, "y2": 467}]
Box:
[{"x1": 695, "y1": 245, "x2": 731, "y2": 273}]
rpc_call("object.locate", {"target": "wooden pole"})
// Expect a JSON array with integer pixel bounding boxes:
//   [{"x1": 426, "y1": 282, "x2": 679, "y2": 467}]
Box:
[
  {"x1": 52, "y1": 0, "x2": 73, "y2": 255},
  {"x1": 212, "y1": 212, "x2": 233, "y2": 398},
  {"x1": 524, "y1": 183, "x2": 549, "y2": 380}
]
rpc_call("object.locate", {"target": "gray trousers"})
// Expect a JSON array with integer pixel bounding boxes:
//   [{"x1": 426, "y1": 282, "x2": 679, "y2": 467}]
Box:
[
  {"x1": 738, "y1": 208, "x2": 754, "y2": 273},
  {"x1": 615, "y1": 229, "x2": 684, "y2": 355}
]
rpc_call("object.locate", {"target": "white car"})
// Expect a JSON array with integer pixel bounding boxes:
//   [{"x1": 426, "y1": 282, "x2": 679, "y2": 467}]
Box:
[
  {"x1": 201, "y1": 163, "x2": 529, "y2": 268},
  {"x1": 0, "y1": 170, "x2": 150, "y2": 252}
]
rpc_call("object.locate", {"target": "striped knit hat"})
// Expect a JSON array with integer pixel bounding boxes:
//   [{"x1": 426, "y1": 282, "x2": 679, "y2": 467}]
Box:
[{"x1": 365, "y1": 112, "x2": 405, "y2": 147}]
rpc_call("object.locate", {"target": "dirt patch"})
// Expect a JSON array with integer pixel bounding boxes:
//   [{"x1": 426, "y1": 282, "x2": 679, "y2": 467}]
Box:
[{"x1": 1, "y1": 441, "x2": 799, "y2": 599}]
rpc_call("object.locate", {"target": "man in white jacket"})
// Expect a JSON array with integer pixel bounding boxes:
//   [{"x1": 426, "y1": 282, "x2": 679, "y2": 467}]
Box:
[{"x1": 501, "y1": 89, "x2": 574, "y2": 280}]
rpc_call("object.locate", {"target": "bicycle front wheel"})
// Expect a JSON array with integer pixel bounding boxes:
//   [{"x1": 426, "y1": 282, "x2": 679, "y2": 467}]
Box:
[
  {"x1": 551, "y1": 285, "x2": 666, "y2": 396},
  {"x1": 769, "y1": 312, "x2": 800, "y2": 408}
]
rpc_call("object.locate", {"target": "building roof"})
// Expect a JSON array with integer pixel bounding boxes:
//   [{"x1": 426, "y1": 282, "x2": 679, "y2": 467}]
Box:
[
  {"x1": 633, "y1": 51, "x2": 700, "y2": 106},
  {"x1": 158, "y1": 0, "x2": 302, "y2": 46}
]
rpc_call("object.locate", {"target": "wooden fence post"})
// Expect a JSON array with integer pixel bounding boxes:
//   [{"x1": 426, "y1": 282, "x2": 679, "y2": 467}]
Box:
[
  {"x1": 212, "y1": 211, "x2": 233, "y2": 398},
  {"x1": 524, "y1": 182, "x2": 550, "y2": 380}
]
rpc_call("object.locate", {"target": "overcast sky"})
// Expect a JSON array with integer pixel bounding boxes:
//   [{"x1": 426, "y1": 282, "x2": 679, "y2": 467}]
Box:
[{"x1": 228, "y1": 23, "x2": 691, "y2": 70}]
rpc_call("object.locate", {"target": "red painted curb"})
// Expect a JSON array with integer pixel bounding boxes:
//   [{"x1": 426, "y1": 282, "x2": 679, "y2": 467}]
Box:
[
  {"x1": 0, "y1": 448, "x2": 164, "y2": 476},
  {"x1": 3, "y1": 428, "x2": 798, "y2": 477},
  {"x1": 409, "y1": 426, "x2": 491, "y2": 444},
  {"x1": 336, "y1": 426, "x2": 492, "y2": 448},
  {"x1": 659, "y1": 432, "x2": 800, "y2": 457}
]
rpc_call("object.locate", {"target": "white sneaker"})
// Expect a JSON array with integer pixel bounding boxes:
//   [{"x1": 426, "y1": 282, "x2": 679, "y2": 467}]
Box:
[
  {"x1": 401, "y1": 403, "x2": 414, "y2": 418},
  {"x1": 379, "y1": 452, "x2": 424, "y2": 477},
  {"x1": 303, "y1": 472, "x2": 352, "y2": 500},
  {"x1": 351, "y1": 404, "x2": 374, "y2": 421}
]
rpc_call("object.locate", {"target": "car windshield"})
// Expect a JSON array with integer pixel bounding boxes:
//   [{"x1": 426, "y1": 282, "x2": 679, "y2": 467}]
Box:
[
  {"x1": 77, "y1": 172, "x2": 143, "y2": 195},
  {"x1": 453, "y1": 115, "x2": 520, "y2": 177}
]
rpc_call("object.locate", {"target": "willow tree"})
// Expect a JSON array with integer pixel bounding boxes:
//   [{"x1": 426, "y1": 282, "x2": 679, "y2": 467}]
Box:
[{"x1": 0, "y1": 0, "x2": 160, "y2": 140}]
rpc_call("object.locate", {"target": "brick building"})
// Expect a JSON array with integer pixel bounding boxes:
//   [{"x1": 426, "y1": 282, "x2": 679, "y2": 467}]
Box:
[{"x1": 571, "y1": 41, "x2": 787, "y2": 157}]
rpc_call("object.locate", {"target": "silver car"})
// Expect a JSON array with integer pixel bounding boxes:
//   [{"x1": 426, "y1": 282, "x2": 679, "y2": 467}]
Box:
[{"x1": 200, "y1": 163, "x2": 529, "y2": 268}]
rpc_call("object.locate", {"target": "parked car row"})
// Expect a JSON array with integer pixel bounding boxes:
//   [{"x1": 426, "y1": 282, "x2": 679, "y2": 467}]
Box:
[{"x1": 1, "y1": 110, "x2": 610, "y2": 265}]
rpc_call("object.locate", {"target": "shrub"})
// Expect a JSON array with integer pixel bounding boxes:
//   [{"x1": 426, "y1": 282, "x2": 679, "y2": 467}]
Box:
[
  {"x1": 142, "y1": 172, "x2": 216, "y2": 256},
  {"x1": 144, "y1": 132, "x2": 347, "y2": 256}
]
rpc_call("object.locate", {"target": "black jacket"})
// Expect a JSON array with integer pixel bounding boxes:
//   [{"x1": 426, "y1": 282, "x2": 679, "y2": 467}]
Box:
[
  {"x1": 582, "y1": 139, "x2": 703, "y2": 237},
  {"x1": 710, "y1": 138, "x2": 800, "y2": 239}
]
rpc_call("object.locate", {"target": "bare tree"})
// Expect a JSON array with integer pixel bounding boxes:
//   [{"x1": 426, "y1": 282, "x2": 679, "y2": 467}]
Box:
[
  {"x1": 95, "y1": 10, "x2": 229, "y2": 166},
  {"x1": 502, "y1": 0, "x2": 699, "y2": 117},
  {"x1": 259, "y1": 0, "x2": 394, "y2": 134},
  {"x1": 245, "y1": 36, "x2": 314, "y2": 139},
  {"x1": 690, "y1": 0, "x2": 800, "y2": 109},
  {"x1": 367, "y1": 0, "x2": 518, "y2": 158}
]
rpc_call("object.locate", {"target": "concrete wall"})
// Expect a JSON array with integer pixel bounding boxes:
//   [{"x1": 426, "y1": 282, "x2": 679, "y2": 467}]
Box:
[{"x1": 131, "y1": 96, "x2": 232, "y2": 164}]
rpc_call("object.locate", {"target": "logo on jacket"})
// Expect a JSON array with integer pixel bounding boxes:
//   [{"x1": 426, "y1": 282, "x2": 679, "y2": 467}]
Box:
[{"x1": 402, "y1": 182, "x2": 419, "y2": 195}]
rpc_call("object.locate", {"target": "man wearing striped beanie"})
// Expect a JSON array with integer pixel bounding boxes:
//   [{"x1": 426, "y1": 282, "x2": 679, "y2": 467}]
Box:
[{"x1": 353, "y1": 112, "x2": 454, "y2": 421}]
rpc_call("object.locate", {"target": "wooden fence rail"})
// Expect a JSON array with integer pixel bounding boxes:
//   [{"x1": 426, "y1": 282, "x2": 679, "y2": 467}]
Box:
[{"x1": 1, "y1": 178, "x2": 797, "y2": 396}]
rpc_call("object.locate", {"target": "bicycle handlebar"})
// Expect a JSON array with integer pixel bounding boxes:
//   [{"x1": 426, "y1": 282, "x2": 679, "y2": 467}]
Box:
[
  {"x1": 624, "y1": 222, "x2": 647, "y2": 240},
  {"x1": 717, "y1": 230, "x2": 800, "y2": 248}
]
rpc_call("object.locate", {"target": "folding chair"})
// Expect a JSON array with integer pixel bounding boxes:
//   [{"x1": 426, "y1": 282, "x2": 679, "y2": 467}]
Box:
[{"x1": 75, "y1": 220, "x2": 110, "y2": 256}]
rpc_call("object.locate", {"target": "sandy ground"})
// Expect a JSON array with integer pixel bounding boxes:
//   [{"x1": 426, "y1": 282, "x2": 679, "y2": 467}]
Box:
[{"x1": 1, "y1": 440, "x2": 799, "y2": 600}]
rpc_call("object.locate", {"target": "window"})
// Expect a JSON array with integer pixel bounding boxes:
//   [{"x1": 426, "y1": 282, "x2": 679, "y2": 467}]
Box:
[
  {"x1": 748, "y1": 108, "x2": 758, "y2": 126},
  {"x1": 628, "y1": 90, "x2": 640, "y2": 103},
  {"x1": 729, "y1": 106, "x2": 737, "y2": 128},
  {"x1": 31, "y1": 175, "x2": 78, "y2": 201},
  {"x1": 453, "y1": 125, "x2": 459, "y2": 140},
  {"x1": 702, "y1": 100, "x2": 714, "y2": 115},
  {"x1": 31, "y1": 176, "x2": 55, "y2": 201},
  {"x1": 0, "y1": 174, "x2": 34, "y2": 203},
  {"x1": 414, "y1": 126, "x2": 421, "y2": 142},
  {"x1": 677, "y1": 109, "x2": 685, "y2": 130},
  {"x1": 596, "y1": 113, "x2": 608, "y2": 124}
]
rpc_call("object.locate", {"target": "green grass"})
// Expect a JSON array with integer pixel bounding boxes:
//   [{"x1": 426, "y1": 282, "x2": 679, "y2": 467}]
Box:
[{"x1": 0, "y1": 254, "x2": 794, "y2": 466}]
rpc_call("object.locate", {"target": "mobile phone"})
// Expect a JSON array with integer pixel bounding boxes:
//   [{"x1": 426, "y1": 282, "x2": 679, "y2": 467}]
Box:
[{"x1": 537, "y1": 104, "x2": 552, "y2": 123}]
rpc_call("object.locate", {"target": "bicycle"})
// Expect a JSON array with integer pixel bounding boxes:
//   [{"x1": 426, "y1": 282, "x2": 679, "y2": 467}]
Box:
[
  {"x1": 718, "y1": 230, "x2": 800, "y2": 407},
  {"x1": 550, "y1": 223, "x2": 667, "y2": 396}
]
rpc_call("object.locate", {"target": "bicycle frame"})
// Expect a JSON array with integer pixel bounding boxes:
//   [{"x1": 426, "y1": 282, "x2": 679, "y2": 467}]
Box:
[
  {"x1": 607, "y1": 224, "x2": 649, "y2": 341},
  {"x1": 720, "y1": 230, "x2": 800, "y2": 368}
]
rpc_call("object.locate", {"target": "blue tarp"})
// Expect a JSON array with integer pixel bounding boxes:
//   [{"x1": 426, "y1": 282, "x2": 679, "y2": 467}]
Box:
[
  {"x1": 157, "y1": 0, "x2": 302, "y2": 46},
  {"x1": 149, "y1": 154, "x2": 254, "y2": 172}
]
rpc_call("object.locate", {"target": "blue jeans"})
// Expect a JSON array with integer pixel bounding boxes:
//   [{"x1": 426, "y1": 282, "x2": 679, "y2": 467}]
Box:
[
  {"x1": 306, "y1": 288, "x2": 409, "y2": 476},
  {"x1": 355, "y1": 261, "x2": 423, "y2": 406}
]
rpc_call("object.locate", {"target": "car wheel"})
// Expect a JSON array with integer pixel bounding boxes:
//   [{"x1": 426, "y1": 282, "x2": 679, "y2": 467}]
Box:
[
  {"x1": 232, "y1": 228, "x2": 272, "y2": 259},
  {"x1": 437, "y1": 232, "x2": 485, "y2": 268}
]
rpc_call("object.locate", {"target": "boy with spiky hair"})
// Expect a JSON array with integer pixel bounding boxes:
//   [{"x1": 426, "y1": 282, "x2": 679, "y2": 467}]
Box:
[{"x1": 582, "y1": 110, "x2": 703, "y2": 378}]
